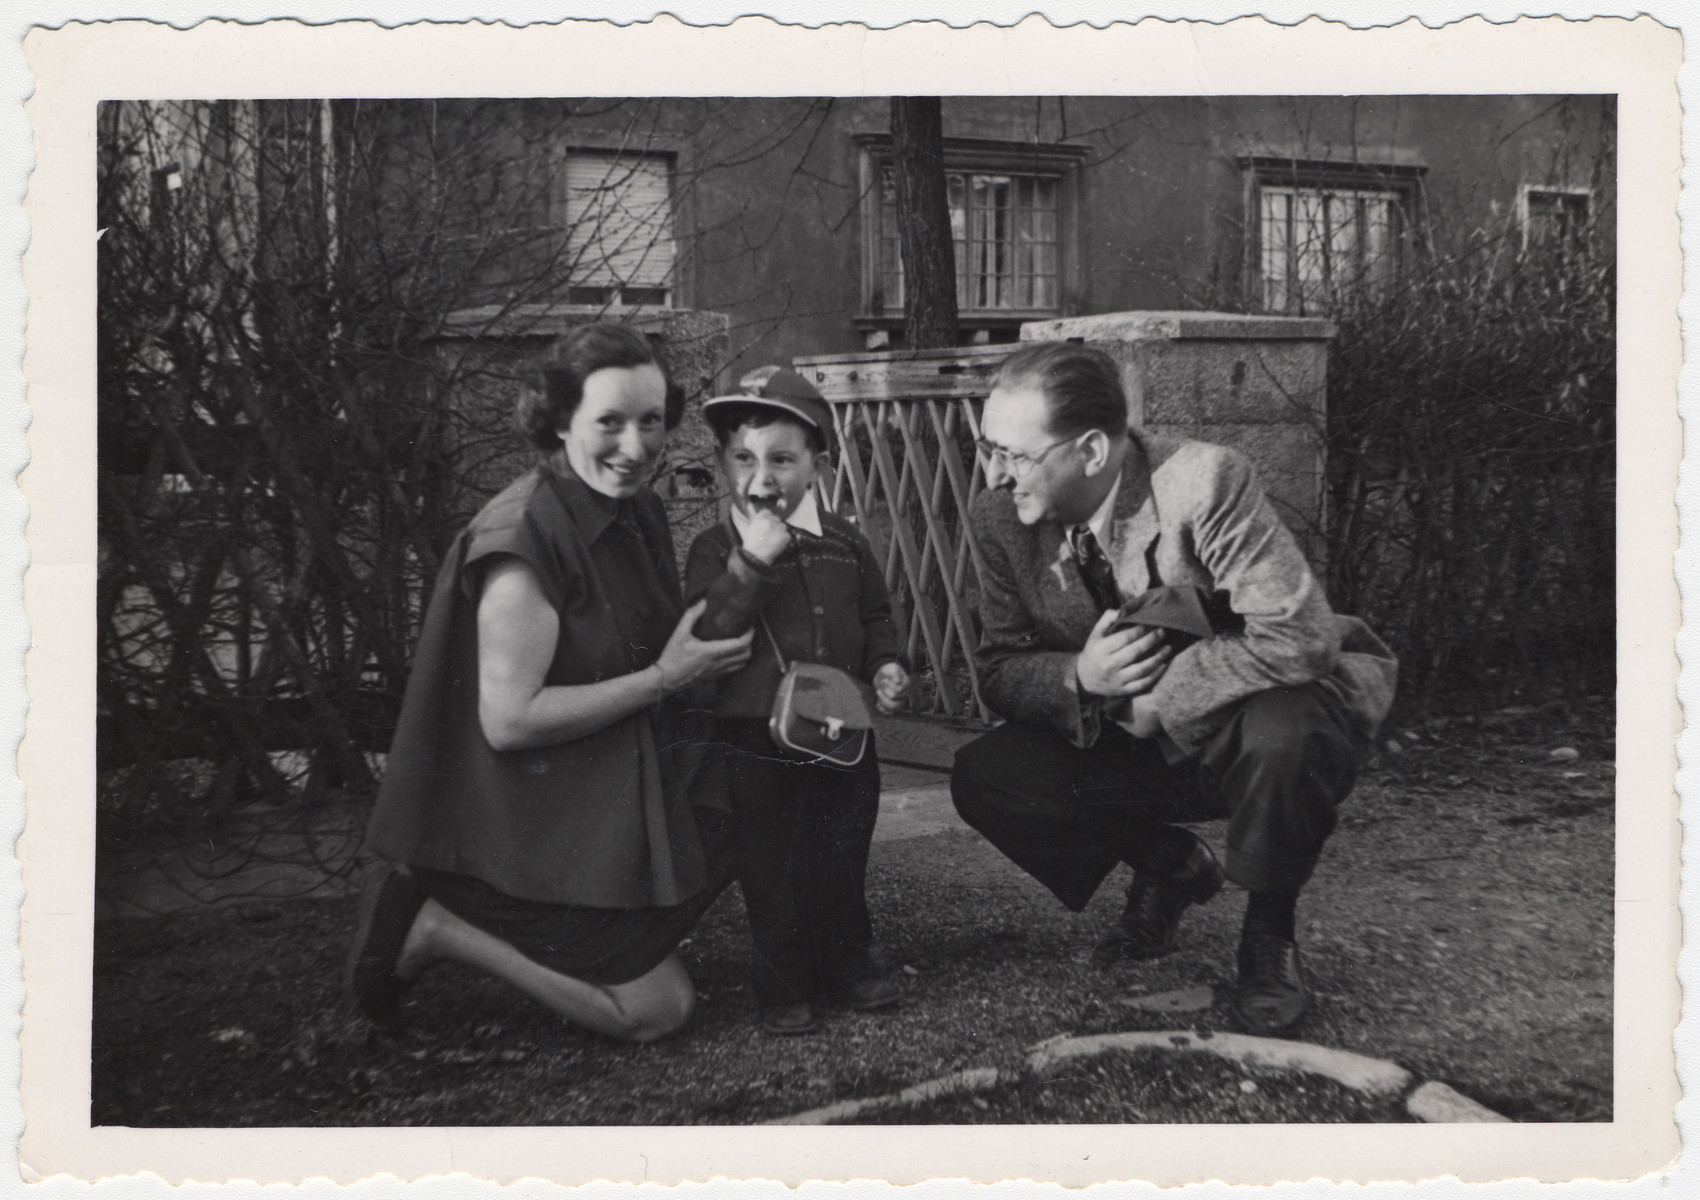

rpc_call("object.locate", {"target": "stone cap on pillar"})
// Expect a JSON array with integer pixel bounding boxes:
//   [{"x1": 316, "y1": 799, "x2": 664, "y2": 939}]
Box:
[
  {"x1": 1016, "y1": 310, "x2": 1334, "y2": 548},
  {"x1": 1021, "y1": 310, "x2": 1335, "y2": 343}
]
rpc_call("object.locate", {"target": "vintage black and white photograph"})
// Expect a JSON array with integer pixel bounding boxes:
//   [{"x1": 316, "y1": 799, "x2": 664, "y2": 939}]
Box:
[{"x1": 82, "y1": 86, "x2": 1626, "y2": 1133}]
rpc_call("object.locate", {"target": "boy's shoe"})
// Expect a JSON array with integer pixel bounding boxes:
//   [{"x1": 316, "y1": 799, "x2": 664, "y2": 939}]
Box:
[
  {"x1": 1092, "y1": 840, "x2": 1225, "y2": 967},
  {"x1": 830, "y1": 974, "x2": 902, "y2": 1013},
  {"x1": 760, "y1": 1002, "x2": 819, "y2": 1035},
  {"x1": 345, "y1": 864, "x2": 427, "y2": 1026}
]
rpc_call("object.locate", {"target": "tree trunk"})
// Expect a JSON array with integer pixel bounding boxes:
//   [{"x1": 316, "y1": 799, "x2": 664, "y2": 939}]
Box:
[{"x1": 890, "y1": 98, "x2": 959, "y2": 350}]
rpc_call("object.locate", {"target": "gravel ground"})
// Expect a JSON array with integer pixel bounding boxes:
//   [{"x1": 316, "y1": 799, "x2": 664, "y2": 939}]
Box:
[{"x1": 91, "y1": 698, "x2": 1612, "y2": 1126}]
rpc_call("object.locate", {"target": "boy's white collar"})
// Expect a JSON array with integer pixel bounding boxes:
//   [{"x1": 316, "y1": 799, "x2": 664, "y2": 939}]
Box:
[{"x1": 730, "y1": 488, "x2": 824, "y2": 539}]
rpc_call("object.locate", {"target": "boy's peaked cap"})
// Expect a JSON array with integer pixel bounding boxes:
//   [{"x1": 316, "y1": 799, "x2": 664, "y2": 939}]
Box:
[{"x1": 703, "y1": 365, "x2": 834, "y2": 442}]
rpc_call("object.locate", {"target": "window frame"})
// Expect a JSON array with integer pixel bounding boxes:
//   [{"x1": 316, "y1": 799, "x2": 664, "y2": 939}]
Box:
[
  {"x1": 1241, "y1": 155, "x2": 1427, "y2": 316},
  {"x1": 1518, "y1": 184, "x2": 1593, "y2": 253},
  {"x1": 856, "y1": 134, "x2": 1088, "y2": 336}
]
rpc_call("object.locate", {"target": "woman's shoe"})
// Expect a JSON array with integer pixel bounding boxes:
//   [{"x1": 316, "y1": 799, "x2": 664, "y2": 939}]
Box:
[
  {"x1": 344, "y1": 864, "x2": 427, "y2": 1027},
  {"x1": 760, "y1": 1002, "x2": 819, "y2": 1035}
]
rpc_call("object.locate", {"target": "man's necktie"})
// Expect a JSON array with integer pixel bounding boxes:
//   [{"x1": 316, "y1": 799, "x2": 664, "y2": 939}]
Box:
[{"x1": 1072, "y1": 525, "x2": 1122, "y2": 612}]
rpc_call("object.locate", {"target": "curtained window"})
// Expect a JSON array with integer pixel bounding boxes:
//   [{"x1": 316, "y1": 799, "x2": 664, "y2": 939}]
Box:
[
  {"x1": 858, "y1": 134, "x2": 1087, "y2": 345},
  {"x1": 1243, "y1": 156, "x2": 1425, "y2": 316},
  {"x1": 1258, "y1": 184, "x2": 1406, "y2": 314},
  {"x1": 875, "y1": 166, "x2": 1061, "y2": 314}
]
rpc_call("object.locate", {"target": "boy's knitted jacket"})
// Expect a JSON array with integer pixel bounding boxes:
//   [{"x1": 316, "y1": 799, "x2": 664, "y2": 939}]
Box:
[{"x1": 684, "y1": 511, "x2": 906, "y2": 720}]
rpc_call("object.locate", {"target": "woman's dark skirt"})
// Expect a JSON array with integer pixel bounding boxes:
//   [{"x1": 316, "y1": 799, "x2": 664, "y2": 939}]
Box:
[{"x1": 412, "y1": 809, "x2": 736, "y2": 987}]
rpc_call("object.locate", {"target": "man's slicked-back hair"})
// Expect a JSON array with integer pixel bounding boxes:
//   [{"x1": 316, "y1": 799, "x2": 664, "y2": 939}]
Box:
[
  {"x1": 515, "y1": 323, "x2": 678, "y2": 453},
  {"x1": 993, "y1": 342, "x2": 1129, "y2": 439}
]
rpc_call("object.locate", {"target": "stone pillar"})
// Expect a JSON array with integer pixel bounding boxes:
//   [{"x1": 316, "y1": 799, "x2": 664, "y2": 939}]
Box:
[{"x1": 1020, "y1": 311, "x2": 1334, "y2": 551}]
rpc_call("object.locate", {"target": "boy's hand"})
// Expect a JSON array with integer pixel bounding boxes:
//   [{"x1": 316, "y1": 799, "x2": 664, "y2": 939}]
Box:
[
  {"x1": 741, "y1": 507, "x2": 793, "y2": 564},
  {"x1": 873, "y1": 662, "x2": 910, "y2": 714}
]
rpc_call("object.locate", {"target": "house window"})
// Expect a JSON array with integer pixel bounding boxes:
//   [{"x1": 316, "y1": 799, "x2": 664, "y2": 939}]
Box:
[
  {"x1": 859, "y1": 135, "x2": 1086, "y2": 340},
  {"x1": 877, "y1": 167, "x2": 1061, "y2": 313},
  {"x1": 561, "y1": 151, "x2": 676, "y2": 308},
  {"x1": 1522, "y1": 186, "x2": 1591, "y2": 252},
  {"x1": 1244, "y1": 157, "x2": 1424, "y2": 315},
  {"x1": 1259, "y1": 185, "x2": 1404, "y2": 313}
]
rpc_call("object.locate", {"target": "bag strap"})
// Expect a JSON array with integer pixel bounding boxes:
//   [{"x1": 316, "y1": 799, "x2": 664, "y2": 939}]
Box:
[{"x1": 756, "y1": 611, "x2": 790, "y2": 672}]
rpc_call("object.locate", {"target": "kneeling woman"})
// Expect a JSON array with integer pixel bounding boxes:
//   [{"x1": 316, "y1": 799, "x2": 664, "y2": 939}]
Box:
[{"x1": 349, "y1": 324, "x2": 752, "y2": 1042}]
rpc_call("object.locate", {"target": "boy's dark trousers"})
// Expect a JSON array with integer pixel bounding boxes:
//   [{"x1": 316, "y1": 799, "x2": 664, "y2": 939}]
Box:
[{"x1": 717, "y1": 719, "x2": 882, "y2": 1008}]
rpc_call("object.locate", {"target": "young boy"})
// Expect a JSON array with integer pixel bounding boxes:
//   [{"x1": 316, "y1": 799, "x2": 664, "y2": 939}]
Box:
[{"x1": 685, "y1": 366, "x2": 910, "y2": 1036}]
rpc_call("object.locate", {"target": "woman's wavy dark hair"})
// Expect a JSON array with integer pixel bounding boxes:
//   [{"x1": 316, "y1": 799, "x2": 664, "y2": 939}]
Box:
[
  {"x1": 516, "y1": 323, "x2": 685, "y2": 452},
  {"x1": 993, "y1": 341, "x2": 1128, "y2": 438}
]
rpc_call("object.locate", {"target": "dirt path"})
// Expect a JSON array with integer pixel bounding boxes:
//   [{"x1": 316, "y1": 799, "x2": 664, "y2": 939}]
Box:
[{"x1": 92, "y1": 699, "x2": 1611, "y2": 1125}]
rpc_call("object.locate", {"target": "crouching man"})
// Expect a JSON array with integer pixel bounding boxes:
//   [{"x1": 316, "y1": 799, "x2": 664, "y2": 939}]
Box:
[{"x1": 951, "y1": 342, "x2": 1397, "y2": 1036}]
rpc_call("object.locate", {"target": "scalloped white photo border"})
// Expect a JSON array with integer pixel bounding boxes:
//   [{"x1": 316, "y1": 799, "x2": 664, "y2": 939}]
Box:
[{"x1": 8, "y1": 12, "x2": 1685, "y2": 1190}]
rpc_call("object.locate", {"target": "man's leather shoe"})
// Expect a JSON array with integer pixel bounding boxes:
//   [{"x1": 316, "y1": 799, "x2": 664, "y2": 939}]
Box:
[
  {"x1": 1233, "y1": 932, "x2": 1310, "y2": 1036},
  {"x1": 1092, "y1": 840, "x2": 1225, "y2": 967},
  {"x1": 831, "y1": 974, "x2": 902, "y2": 1012},
  {"x1": 760, "y1": 1002, "x2": 819, "y2": 1035}
]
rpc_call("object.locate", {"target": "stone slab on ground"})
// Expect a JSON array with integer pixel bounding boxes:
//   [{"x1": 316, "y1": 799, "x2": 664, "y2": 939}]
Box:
[
  {"x1": 872, "y1": 713, "x2": 982, "y2": 772},
  {"x1": 766, "y1": 1066, "x2": 1003, "y2": 1125},
  {"x1": 1117, "y1": 985, "x2": 1216, "y2": 1014},
  {"x1": 1407, "y1": 1080, "x2": 1512, "y2": 1123},
  {"x1": 874, "y1": 780, "x2": 961, "y2": 844},
  {"x1": 764, "y1": 1035, "x2": 1513, "y2": 1125},
  {"x1": 1028, "y1": 1030, "x2": 1414, "y2": 1099},
  {"x1": 879, "y1": 763, "x2": 951, "y2": 792}
]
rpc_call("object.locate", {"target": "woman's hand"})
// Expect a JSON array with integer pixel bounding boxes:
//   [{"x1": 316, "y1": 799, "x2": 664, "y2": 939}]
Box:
[
  {"x1": 653, "y1": 600, "x2": 754, "y2": 692},
  {"x1": 479, "y1": 565, "x2": 750, "y2": 752}
]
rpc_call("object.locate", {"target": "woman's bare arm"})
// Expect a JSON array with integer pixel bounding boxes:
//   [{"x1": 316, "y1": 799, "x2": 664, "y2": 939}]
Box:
[{"x1": 477, "y1": 557, "x2": 751, "y2": 752}]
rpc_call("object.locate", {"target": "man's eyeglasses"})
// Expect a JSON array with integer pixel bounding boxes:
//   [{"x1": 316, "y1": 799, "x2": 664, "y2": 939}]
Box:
[{"x1": 974, "y1": 433, "x2": 1081, "y2": 478}]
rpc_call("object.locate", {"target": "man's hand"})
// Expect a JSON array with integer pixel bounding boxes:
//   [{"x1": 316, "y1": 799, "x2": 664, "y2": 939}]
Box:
[
  {"x1": 741, "y1": 507, "x2": 793, "y2": 564},
  {"x1": 873, "y1": 662, "x2": 910, "y2": 714},
  {"x1": 1074, "y1": 608, "x2": 1174, "y2": 698}
]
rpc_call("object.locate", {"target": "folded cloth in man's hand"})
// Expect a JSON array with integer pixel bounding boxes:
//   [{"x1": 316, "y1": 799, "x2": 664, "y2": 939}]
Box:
[{"x1": 1107, "y1": 585, "x2": 1244, "y2": 651}]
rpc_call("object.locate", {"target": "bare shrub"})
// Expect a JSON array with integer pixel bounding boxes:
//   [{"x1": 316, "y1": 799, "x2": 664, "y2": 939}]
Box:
[
  {"x1": 95, "y1": 100, "x2": 728, "y2": 899},
  {"x1": 1322, "y1": 229, "x2": 1614, "y2": 714}
]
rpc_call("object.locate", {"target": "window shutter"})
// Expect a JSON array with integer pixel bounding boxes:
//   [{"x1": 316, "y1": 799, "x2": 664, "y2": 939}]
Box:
[{"x1": 563, "y1": 152, "x2": 675, "y2": 290}]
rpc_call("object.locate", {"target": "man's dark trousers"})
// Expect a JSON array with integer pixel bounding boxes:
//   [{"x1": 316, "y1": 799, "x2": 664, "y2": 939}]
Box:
[{"x1": 951, "y1": 684, "x2": 1366, "y2": 911}]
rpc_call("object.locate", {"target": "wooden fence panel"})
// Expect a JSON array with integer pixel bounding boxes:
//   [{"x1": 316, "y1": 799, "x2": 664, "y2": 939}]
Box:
[{"x1": 809, "y1": 347, "x2": 1022, "y2": 727}]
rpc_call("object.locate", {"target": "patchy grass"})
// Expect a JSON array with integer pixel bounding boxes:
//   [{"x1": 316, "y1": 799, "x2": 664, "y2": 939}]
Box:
[{"x1": 92, "y1": 698, "x2": 1611, "y2": 1126}]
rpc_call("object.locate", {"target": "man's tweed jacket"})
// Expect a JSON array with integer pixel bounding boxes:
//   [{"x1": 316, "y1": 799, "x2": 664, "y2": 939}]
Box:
[{"x1": 973, "y1": 431, "x2": 1397, "y2": 759}]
